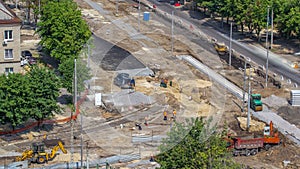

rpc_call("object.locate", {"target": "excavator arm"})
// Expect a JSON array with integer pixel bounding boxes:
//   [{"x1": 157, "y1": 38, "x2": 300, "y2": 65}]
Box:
[
  {"x1": 49, "y1": 141, "x2": 67, "y2": 160},
  {"x1": 15, "y1": 150, "x2": 33, "y2": 161}
]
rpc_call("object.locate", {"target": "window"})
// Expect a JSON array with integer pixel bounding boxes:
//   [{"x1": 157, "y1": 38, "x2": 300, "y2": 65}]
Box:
[
  {"x1": 4, "y1": 30, "x2": 13, "y2": 40},
  {"x1": 4, "y1": 49, "x2": 13, "y2": 59},
  {"x1": 5, "y1": 67, "x2": 13, "y2": 75}
]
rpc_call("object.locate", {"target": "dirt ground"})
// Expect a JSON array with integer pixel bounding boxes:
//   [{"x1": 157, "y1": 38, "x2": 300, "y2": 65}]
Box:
[{"x1": 1, "y1": 0, "x2": 300, "y2": 168}]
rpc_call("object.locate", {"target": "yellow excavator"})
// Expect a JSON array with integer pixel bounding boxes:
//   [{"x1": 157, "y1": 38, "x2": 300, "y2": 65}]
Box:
[{"x1": 15, "y1": 140, "x2": 67, "y2": 164}]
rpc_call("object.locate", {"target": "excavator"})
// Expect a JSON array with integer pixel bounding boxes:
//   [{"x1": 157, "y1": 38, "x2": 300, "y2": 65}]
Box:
[
  {"x1": 15, "y1": 140, "x2": 67, "y2": 164},
  {"x1": 263, "y1": 121, "x2": 281, "y2": 150}
]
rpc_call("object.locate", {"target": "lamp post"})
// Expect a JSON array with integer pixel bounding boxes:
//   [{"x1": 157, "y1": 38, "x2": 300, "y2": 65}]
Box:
[
  {"x1": 242, "y1": 57, "x2": 251, "y2": 113},
  {"x1": 246, "y1": 57, "x2": 251, "y2": 130},
  {"x1": 265, "y1": 6, "x2": 270, "y2": 88},
  {"x1": 229, "y1": 22, "x2": 232, "y2": 67},
  {"x1": 138, "y1": 0, "x2": 140, "y2": 32},
  {"x1": 171, "y1": 11, "x2": 174, "y2": 55}
]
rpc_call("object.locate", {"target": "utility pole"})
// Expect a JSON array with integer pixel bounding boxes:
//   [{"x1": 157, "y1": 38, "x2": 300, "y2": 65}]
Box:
[
  {"x1": 247, "y1": 67, "x2": 251, "y2": 130},
  {"x1": 138, "y1": 0, "x2": 140, "y2": 32},
  {"x1": 86, "y1": 142, "x2": 89, "y2": 169},
  {"x1": 116, "y1": 0, "x2": 118, "y2": 14},
  {"x1": 229, "y1": 22, "x2": 233, "y2": 67},
  {"x1": 242, "y1": 59, "x2": 247, "y2": 112},
  {"x1": 271, "y1": 8, "x2": 274, "y2": 49},
  {"x1": 71, "y1": 59, "x2": 77, "y2": 168},
  {"x1": 265, "y1": 6, "x2": 270, "y2": 88},
  {"x1": 171, "y1": 11, "x2": 174, "y2": 55}
]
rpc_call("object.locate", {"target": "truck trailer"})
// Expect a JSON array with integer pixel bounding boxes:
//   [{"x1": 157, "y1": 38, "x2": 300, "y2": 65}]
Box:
[{"x1": 227, "y1": 137, "x2": 264, "y2": 156}]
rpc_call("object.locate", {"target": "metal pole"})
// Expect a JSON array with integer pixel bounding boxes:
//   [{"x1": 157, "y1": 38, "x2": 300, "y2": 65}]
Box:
[
  {"x1": 271, "y1": 8, "x2": 274, "y2": 49},
  {"x1": 87, "y1": 43, "x2": 90, "y2": 68},
  {"x1": 242, "y1": 60, "x2": 247, "y2": 112},
  {"x1": 138, "y1": 0, "x2": 140, "y2": 32},
  {"x1": 247, "y1": 69, "x2": 251, "y2": 130},
  {"x1": 116, "y1": 0, "x2": 118, "y2": 14},
  {"x1": 265, "y1": 7, "x2": 270, "y2": 88},
  {"x1": 229, "y1": 22, "x2": 232, "y2": 67},
  {"x1": 86, "y1": 142, "x2": 89, "y2": 169},
  {"x1": 171, "y1": 11, "x2": 174, "y2": 55}
]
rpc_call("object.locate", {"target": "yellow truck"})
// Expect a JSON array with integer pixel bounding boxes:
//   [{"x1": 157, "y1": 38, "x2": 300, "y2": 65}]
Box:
[{"x1": 214, "y1": 42, "x2": 228, "y2": 55}]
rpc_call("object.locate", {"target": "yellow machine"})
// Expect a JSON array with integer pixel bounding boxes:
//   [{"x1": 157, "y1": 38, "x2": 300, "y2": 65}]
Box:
[
  {"x1": 214, "y1": 42, "x2": 228, "y2": 55},
  {"x1": 16, "y1": 141, "x2": 67, "y2": 164}
]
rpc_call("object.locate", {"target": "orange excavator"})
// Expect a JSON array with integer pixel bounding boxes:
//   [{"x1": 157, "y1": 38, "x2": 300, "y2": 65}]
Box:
[
  {"x1": 263, "y1": 121, "x2": 281, "y2": 150},
  {"x1": 16, "y1": 140, "x2": 67, "y2": 164}
]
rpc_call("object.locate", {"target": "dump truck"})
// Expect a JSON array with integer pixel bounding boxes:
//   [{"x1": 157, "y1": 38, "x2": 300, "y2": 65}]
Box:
[
  {"x1": 227, "y1": 136, "x2": 264, "y2": 156},
  {"x1": 250, "y1": 93, "x2": 263, "y2": 111},
  {"x1": 227, "y1": 121, "x2": 280, "y2": 156},
  {"x1": 214, "y1": 42, "x2": 228, "y2": 55},
  {"x1": 16, "y1": 140, "x2": 67, "y2": 164}
]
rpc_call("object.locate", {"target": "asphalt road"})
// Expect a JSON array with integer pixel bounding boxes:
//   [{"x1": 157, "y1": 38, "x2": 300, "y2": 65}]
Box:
[{"x1": 148, "y1": 0, "x2": 300, "y2": 85}]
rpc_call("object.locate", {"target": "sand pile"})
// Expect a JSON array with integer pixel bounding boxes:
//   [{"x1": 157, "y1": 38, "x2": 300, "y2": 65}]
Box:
[{"x1": 237, "y1": 117, "x2": 265, "y2": 132}]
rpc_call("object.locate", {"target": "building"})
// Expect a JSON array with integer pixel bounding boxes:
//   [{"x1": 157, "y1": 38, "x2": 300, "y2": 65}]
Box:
[{"x1": 0, "y1": 1, "x2": 22, "y2": 75}]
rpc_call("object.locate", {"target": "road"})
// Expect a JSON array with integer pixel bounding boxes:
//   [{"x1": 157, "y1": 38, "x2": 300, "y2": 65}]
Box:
[{"x1": 147, "y1": 0, "x2": 300, "y2": 85}]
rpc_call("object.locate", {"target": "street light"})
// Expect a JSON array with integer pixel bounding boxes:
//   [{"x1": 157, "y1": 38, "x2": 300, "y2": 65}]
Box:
[
  {"x1": 242, "y1": 56, "x2": 251, "y2": 112},
  {"x1": 138, "y1": 0, "x2": 140, "y2": 32},
  {"x1": 245, "y1": 57, "x2": 252, "y2": 130},
  {"x1": 265, "y1": 6, "x2": 270, "y2": 88}
]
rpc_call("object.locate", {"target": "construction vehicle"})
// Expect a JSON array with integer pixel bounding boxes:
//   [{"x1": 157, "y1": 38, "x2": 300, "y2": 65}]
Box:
[
  {"x1": 226, "y1": 121, "x2": 280, "y2": 156},
  {"x1": 263, "y1": 121, "x2": 281, "y2": 150},
  {"x1": 15, "y1": 140, "x2": 67, "y2": 164},
  {"x1": 214, "y1": 42, "x2": 228, "y2": 55},
  {"x1": 250, "y1": 93, "x2": 263, "y2": 111},
  {"x1": 227, "y1": 136, "x2": 264, "y2": 156}
]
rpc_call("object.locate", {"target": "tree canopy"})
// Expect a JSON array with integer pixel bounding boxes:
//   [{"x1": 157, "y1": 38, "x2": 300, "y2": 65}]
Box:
[
  {"x1": 196, "y1": 0, "x2": 300, "y2": 39},
  {"x1": 0, "y1": 66, "x2": 61, "y2": 129},
  {"x1": 37, "y1": 0, "x2": 91, "y2": 61},
  {"x1": 157, "y1": 118, "x2": 241, "y2": 169},
  {"x1": 37, "y1": 0, "x2": 92, "y2": 93}
]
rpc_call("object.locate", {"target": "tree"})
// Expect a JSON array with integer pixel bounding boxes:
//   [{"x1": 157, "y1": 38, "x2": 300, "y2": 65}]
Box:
[
  {"x1": 0, "y1": 73, "x2": 31, "y2": 129},
  {"x1": 276, "y1": 0, "x2": 300, "y2": 38},
  {"x1": 157, "y1": 118, "x2": 241, "y2": 169},
  {"x1": 37, "y1": 0, "x2": 91, "y2": 61},
  {"x1": 27, "y1": 66, "x2": 61, "y2": 123},
  {"x1": 0, "y1": 67, "x2": 61, "y2": 129},
  {"x1": 58, "y1": 58, "x2": 91, "y2": 94}
]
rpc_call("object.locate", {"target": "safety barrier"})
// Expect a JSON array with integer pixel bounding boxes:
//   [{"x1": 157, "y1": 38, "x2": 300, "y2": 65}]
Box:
[{"x1": 0, "y1": 90, "x2": 88, "y2": 136}]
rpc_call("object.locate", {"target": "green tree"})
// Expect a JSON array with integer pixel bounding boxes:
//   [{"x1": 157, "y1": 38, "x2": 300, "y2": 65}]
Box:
[
  {"x1": 276, "y1": 0, "x2": 300, "y2": 38},
  {"x1": 58, "y1": 58, "x2": 91, "y2": 93},
  {"x1": 0, "y1": 73, "x2": 31, "y2": 129},
  {"x1": 157, "y1": 118, "x2": 241, "y2": 169},
  {"x1": 27, "y1": 66, "x2": 61, "y2": 123},
  {"x1": 37, "y1": 0, "x2": 91, "y2": 61}
]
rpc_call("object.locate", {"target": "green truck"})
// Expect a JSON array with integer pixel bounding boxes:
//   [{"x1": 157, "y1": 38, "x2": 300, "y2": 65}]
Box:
[{"x1": 250, "y1": 94, "x2": 263, "y2": 111}]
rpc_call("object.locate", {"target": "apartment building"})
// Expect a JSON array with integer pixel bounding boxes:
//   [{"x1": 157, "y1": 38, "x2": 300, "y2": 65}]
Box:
[{"x1": 0, "y1": 1, "x2": 22, "y2": 75}]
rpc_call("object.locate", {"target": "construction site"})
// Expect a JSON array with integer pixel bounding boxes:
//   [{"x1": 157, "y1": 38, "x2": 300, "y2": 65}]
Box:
[{"x1": 0, "y1": 0, "x2": 300, "y2": 168}]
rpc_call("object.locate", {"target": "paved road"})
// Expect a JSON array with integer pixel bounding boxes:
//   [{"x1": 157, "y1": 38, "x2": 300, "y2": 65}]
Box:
[{"x1": 147, "y1": 0, "x2": 300, "y2": 85}]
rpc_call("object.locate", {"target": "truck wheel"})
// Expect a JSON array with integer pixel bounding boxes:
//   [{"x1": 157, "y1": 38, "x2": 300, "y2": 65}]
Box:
[
  {"x1": 245, "y1": 150, "x2": 251, "y2": 156},
  {"x1": 265, "y1": 144, "x2": 271, "y2": 151},
  {"x1": 37, "y1": 156, "x2": 46, "y2": 164},
  {"x1": 251, "y1": 149, "x2": 258, "y2": 155}
]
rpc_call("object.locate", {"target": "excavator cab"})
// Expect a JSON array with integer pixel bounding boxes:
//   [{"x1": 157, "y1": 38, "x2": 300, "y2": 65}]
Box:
[{"x1": 32, "y1": 143, "x2": 45, "y2": 154}]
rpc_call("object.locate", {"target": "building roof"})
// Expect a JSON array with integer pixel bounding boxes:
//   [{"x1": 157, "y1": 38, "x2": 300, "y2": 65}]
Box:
[{"x1": 0, "y1": 1, "x2": 21, "y2": 24}]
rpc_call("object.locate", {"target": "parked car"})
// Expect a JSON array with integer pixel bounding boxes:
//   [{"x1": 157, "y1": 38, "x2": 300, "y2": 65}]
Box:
[
  {"x1": 21, "y1": 50, "x2": 32, "y2": 58},
  {"x1": 21, "y1": 50, "x2": 36, "y2": 65}
]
